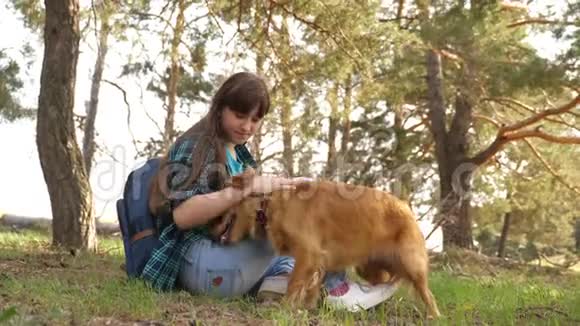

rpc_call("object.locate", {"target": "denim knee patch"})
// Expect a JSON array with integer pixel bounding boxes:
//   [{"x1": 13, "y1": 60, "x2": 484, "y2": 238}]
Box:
[{"x1": 204, "y1": 267, "x2": 243, "y2": 298}]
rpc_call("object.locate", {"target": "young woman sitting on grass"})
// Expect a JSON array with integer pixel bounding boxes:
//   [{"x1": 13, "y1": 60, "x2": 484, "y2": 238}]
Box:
[{"x1": 144, "y1": 72, "x2": 397, "y2": 312}]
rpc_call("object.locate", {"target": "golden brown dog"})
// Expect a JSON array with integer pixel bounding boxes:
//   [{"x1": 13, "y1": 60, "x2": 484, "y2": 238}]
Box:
[{"x1": 221, "y1": 180, "x2": 440, "y2": 318}]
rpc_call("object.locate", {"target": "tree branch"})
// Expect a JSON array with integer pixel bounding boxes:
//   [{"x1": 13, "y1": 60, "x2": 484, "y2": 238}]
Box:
[
  {"x1": 102, "y1": 80, "x2": 140, "y2": 154},
  {"x1": 237, "y1": 0, "x2": 243, "y2": 32},
  {"x1": 377, "y1": 15, "x2": 418, "y2": 24},
  {"x1": 438, "y1": 48, "x2": 463, "y2": 62},
  {"x1": 318, "y1": 1, "x2": 365, "y2": 60},
  {"x1": 497, "y1": 159, "x2": 533, "y2": 182},
  {"x1": 498, "y1": 95, "x2": 579, "y2": 133},
  {"x1": 539, "y1": 253, "x2": 580, "y2": 269},
  {"x1": 260, "y1": 151, "x2": 282, "y2": 166},
  {"x1": 203, "y1": 0, "x2": 225, "y2": 35},
  {"x1": 566, "y1": 110, "x2": 580, "y2": 118},
  {"x1": 128, "y1": 10, "x2": 176, "y2": 34},
  {"x1": 487, "y1": 97, "x2": 580, "y2": 132},
  {"x1": 470, "y1": 127, "x2": 580, "y2": 166},
  {"x1": 505, "y1": 128, "x2": 580, "y2": 144},
  {"x1": 94, "y1": 142, "x2": 130, "y2": 169},
  {"x1": 396, "y1": 0, "x2": 405, "y2": 21},
  {"x1": 469, "y1": 95, "x2": 580, "y2": 166},
  {"x1": 90, "y1": 0, "x2": 99, "y2": 53},
  {"x1": 474, "y1": 114, "x2": 502, "y2": 128},
  {"x1": 523, "y1": 139, "x2": 580, "y2": 195},
  {"x1": 499, "y1": 1, "x2": 528, "y2": 11},
  {"x1": 404, "y1": 119, "x2": 427, "y2": 132},
  {"x1": 218, "y1": 1, "x2": 290, "y2": 76},
  {"x1": 508, "y1": 19, "x2": 580, "y2": 28},
  {"x1": 268, "y1": 0, "x2": 364, "y2": 72},
  {"x1": 183, "y1": 12, "x2": 209, "y2": 32}
]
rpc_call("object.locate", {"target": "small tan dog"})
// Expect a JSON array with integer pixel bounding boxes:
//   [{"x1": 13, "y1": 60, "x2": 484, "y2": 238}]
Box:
[{"x1": 221, "y1": 178, "x2": 441, "y2": 319}]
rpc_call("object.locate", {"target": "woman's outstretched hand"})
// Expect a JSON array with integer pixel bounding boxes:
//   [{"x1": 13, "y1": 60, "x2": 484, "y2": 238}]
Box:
[
  {"x1": 229, "y1": 168, "x2": 314, "y2": 197},
  {"x1": 243, "y1": 175, "x2": 301, "y2": 196}
]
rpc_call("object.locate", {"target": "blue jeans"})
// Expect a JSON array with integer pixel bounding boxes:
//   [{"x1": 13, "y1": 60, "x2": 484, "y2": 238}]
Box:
[{"x1": 178, "y1": 237, "x2": 346, "y2": 298}]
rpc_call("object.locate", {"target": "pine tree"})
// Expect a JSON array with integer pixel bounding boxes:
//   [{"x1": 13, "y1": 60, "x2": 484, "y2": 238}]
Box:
[{"x1": 37, "y1": 0, "x2": 96, "y2": 250}]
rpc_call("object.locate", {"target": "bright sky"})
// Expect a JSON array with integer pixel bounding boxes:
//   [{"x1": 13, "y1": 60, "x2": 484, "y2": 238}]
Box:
[{"x1": 0, "y1": 0, "x2": 571, "y2": 252}]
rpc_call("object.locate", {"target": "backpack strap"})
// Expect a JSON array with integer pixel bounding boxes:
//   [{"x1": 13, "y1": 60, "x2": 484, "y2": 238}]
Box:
[{"x1": 131, "y1": 229, "x2": 156, "y2": 243}]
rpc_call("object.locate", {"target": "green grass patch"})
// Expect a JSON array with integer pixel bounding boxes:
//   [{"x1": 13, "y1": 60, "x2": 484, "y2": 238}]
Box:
[{"x1": 1, "y1": 226, "x2": 579, "y2": 325}]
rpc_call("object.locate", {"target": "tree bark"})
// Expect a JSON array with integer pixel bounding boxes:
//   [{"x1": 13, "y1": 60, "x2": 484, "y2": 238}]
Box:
[
  {"x1": 396, "y1": 0, "x2": 405, "y2": 21},
  {"x1": 575, "y1": 217, "x2": 580, "y2": 253},
  {"x1": 426, "y1": 50, "x2": 450, "y2": 188},
  {"x1": 325, "y1": 84, "x2": 339, "y2": 179},
  {"x1": 441, "y1": 95, "x2": 475, "y2": 250},
  {"x1": 82, "y1": 7, "x2": 110, "y2": 176},
  {"x1": 163, "y1": 0, "x2": 187, "y2": 151},
  {"x1": 280, "y1": 80, "x2": 294, "y2": 176},
  {"x1": 470, "y1": 94, "x2": 580, "y2": 166},
  {"x1": 392, "y1": 106, "x2": 412, "y2": 201},
  {"x1": 37, "y1": 0, "x2": 96, "y2": 250},
  {"x1": 426, "y1": 50, "x2": 474, "y2": 250},
  {"x1": 250, "y1": 2, "x2": 266, "y2": 166},
  {"x1": 340, "y1": 74, "x2": 352, "y2": 182},
  {"x1": 497, "y1": 211, "x2": 512, "y2": 258},
  {"x1": 279, "y1": 19, "x2": 294, "y2": 177}
]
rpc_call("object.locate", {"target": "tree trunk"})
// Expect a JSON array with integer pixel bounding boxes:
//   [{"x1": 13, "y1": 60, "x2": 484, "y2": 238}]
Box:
[
  {"x1": 497, "y1": 211, "x2": 512, "y2": 257},
  {"x1": 280, "y1": 80, "x2": 294, "y2": 176},
  {"x1": 425, "y1": 50, "x2": 450, "y2": 187},
  {"x1": 163, "y1": 0, "x2": 186, "y2": 151},
  {"x1": 325, "y1": 84, "x2": 339, "y2": 179},
  {"x1": 426, "y1": 50, "x2": 474, "y2": 250},
  {"x1": 443, "y1": 94, "x2": 475, "y2": 249},
  {"x1": 340, "y1": 75, "x2": 352, "y2": 182},
  {"x1": 250, "y1": 3, "x2": 266, "y2": 165},
  {"x1": 278, "y1": 18, "x2": 294, "y2": 177},
  {"x1": 82, "y1": 8, "x2": 110, "y2": 176},
  {"x1": 250, "y1": 118, "x2": 263, "y2": 166},
  {"x1": 440, "y1": 96, "x2": 475, "y2": 250},
  {"x1": 575, "y1": 217, "x2": 580, "y2": 253},
  {"x1": 37, "y1": 0, "x2": 96, "y2": 250},
  {"x1": 392, "y1": 106, "x2": 412, "y2": 201},
  {"x1": 440, "y1": 177, "x2": 474, "y2": 250}
]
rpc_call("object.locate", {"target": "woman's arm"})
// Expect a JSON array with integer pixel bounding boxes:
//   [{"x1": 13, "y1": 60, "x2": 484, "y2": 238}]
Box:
[
  {"x1": 173, "y1": 186, "x2": 244, "y2": 230},
  {"x1": 172, "y1": 174, "x2": 305, "y2": 230}
]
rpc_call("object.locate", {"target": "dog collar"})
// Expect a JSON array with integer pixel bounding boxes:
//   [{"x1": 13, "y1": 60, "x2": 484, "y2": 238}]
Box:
[
  {"x1": 256, "y1": 198, "x2": 269, "y2": 225},
  {"x1": 220, "y1": 214, "x2": 235, "y2": 243}
]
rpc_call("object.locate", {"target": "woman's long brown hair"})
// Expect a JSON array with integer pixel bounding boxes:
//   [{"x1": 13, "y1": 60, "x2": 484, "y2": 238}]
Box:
[{"x1": 149, "y1": 72, "x2": 270, "y2": 218}]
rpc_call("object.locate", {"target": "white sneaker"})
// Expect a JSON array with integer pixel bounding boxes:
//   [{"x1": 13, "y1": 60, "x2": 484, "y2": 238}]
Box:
[{"x1": 324, "y1": 280, "x2": 399, "y2": 312}]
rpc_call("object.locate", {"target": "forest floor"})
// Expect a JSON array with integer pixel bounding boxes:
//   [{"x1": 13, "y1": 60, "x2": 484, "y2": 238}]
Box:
[{"x1": 1, "y1": 225, "x2": 579, "y2": 325}]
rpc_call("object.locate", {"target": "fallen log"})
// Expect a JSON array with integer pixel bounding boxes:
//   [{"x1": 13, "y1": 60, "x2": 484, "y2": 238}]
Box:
[{"x1": 0, "y1": 214, "x2": 120, "y2": 236}]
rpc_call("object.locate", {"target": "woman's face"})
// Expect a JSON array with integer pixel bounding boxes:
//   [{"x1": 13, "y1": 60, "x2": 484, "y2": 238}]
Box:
[{"x1": 221, "y1": 106, "x2": 262, "y2": 144}]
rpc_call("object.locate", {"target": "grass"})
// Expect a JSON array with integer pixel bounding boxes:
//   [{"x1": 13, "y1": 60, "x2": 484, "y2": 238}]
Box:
[{"x1": 1, "y1": 226, "x2": 579, "y2": 325}]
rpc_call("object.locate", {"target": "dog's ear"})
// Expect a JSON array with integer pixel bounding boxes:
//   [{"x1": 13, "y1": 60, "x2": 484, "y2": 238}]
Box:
[
  {"x1": 223, "y1": 200, "x2": 256, "y2": 244},
  {"x1": 207, "y1": 215, "x2": 225, "y2": 241},
  {"x1": 295, "y1": 181, "x2": 312, "y2": 192},
  {"x1": 229, "y1": 167, "x2": 256, "y2": 189}
]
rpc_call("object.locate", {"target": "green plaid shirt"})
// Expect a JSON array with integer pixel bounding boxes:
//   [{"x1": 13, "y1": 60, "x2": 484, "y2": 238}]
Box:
[{"x1": 141, "y1": 136, "x2": 257, "y2": 291}]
